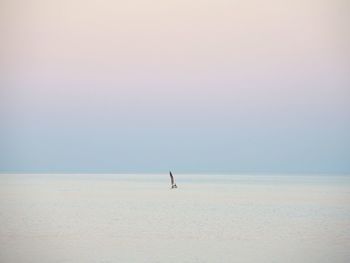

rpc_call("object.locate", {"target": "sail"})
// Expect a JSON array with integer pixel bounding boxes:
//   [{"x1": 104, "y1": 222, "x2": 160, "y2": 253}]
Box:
[{"x1": 169, "y1": 171, "x2": 174, "y2": 185}]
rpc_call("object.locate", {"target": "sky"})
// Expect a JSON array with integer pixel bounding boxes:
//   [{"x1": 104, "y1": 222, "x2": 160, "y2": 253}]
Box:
[{"x1": 1, "y1": 0, "x2": 349, "y2": 173}]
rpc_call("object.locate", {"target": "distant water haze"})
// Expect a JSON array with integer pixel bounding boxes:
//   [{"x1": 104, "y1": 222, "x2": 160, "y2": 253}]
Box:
[{"x1": 1, "y1": 0, "x2": 349, "y2": 173}]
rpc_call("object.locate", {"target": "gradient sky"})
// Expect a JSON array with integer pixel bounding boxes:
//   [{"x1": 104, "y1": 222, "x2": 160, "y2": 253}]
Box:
[{"x1": 1, "y1": 0, "x2": 349, "y2": 173}]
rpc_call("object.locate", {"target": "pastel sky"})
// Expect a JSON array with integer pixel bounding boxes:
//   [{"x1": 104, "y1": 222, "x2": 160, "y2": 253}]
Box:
[{"x1": 1, "y1": 0, "x2": 349, "y2": 173}]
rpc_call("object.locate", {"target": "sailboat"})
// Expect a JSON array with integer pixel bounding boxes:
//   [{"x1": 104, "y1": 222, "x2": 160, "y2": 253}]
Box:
[{"x1": 169, "y1": 171, "x2": 178, "y2": 189}]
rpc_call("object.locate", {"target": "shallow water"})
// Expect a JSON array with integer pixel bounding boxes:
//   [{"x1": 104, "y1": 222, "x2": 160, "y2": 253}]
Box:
[{"x1": 1, "y1": 174, "x2": 350, "y2": 263}]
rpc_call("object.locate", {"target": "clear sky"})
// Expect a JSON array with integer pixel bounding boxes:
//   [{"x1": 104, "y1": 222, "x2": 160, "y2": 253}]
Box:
[{"x1": 1, "y1": 0, "x2": 349, "y2": 173}]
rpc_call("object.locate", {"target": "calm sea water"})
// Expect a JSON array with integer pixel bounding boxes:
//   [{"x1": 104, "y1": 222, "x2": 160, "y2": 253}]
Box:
[{"x1": 1, "y1": 173, "x2": 350, "y2": 263}]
